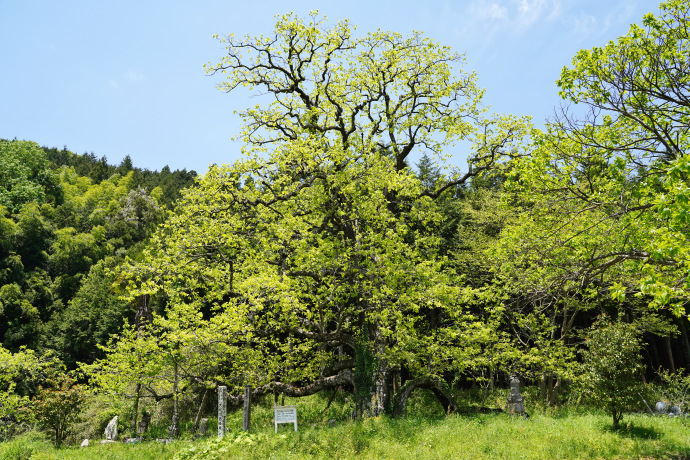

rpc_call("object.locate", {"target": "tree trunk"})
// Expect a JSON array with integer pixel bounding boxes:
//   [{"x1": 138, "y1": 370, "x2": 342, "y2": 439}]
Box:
[
  {"x1": 323, "y1": 387, "x2": 338, "y2": 412},
  {"x1": 392, "y1": 376, "x2": 458, "y2": 417},
  {"x1": 193, "y1": 388, "x2": 209, "y2": 434},
  {"x1": 663, "y1": 336, "x2": 676, "y2": 374},
  {"x1": 539, "y1": 373, "x2": 559, "y2": 406},
  {"x1": 353, "y1": 338, "x2": 390, "y2": 418},
  {"x1": 353, "y1": 354, "x2": 391, "y2": 418},
  {"x1": 612, "y1": 410, "x2": 621, "y2": 430},
  {"x1": 540, "y1": 373, "x2": 547, "y2": 404},
  {"x1": 548, "y1": 378, "x2": 560, "y2": 406},
  {"x1": 243, "y1": 385, "x2": 252, "y2": 431},
  {"x1": 173, "y1": 361, "x2": 179, "y2": 419},
  {"x1": 131, "y1": 383, "x2": 141, "y2": 436},
  {"x1": 677, "y1": 318, "x2": 690, "y2": 369},
  {"x1": 168, "y1": 359, "x2": 180, "y2": 438},
  {"x1": 651, "y1": 337, "x2": 661, "y2": 371},
  {"x1": 131, "y1": 294, "x2": 149, "y2": 437}
]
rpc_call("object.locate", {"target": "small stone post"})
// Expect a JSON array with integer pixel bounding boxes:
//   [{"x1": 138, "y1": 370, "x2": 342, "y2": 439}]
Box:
[
  {"x1": 168, "y1": 414, "x2": 180, "y2": 439},
  {"x1": 137, "y1": 410, "x2": 151, "y2": 435},
  {"x1": 506, "y1": 375, "x2": 525, "y2": 416},
  {"x1": 243, "y1": 385, "x2": 252, "y2": 432},
  {"x1": 199, "y1": 418, "x2": 209, "y2": 436},
  {"x1": 218, "y1": 386, "x2": 227, "y2": 438}
]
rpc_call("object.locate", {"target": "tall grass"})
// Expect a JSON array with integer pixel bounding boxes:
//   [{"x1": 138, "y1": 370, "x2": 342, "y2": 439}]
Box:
[{"x1": 2, "y1": 389, "x2": 689, "y2": 459}]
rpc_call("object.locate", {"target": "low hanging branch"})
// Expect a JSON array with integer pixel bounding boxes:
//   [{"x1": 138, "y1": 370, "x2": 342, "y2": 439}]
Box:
[{"x1": 225, "y1": 371, "x2": 355, "y2": 405}]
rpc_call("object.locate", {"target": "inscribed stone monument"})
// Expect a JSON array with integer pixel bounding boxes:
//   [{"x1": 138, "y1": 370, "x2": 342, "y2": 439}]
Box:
[
  {"x1": 218, "y1": 386, "x2": 227, "y2": 438},
  {"x1": 506, "y1": 375, "x2": 525, "y2": 416},
  {"x1": 199, "y1": 418, "x2": 209, "y2": 436},
  {"x1": 104, "y1": 416, "x2": 119, "y2": 441}
]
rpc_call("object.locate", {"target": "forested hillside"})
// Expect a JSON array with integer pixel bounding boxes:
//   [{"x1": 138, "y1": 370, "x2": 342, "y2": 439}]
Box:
[
  {"x1": 1, "y1": 0, "x2": 690, "y2": 451},
  {"x1": 0, "y1": 139, "x2": 195, "y2": 368}
]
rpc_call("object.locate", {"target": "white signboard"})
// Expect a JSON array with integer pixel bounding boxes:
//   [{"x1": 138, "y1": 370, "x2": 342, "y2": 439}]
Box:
[{"x1": 273, "y1": 405, "x2": 297, "y2": 432}]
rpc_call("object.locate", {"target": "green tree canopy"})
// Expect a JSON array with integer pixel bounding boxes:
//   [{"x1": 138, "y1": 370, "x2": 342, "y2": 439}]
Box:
[
  {"x1": 497, "y1": 0, "x2": 690, "y2": 315},
  {"x1": 577, "y1": 320, "x2": 645, "y2": 430},
  {"x1": 109, "y1": 12, "x2": 530, "y2": 417},
  {"x1": 0, "y1": 140, "x2": 63, "y2": 213}
]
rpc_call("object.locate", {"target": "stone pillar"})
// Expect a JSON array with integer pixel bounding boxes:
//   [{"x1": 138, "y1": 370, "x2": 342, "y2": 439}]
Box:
[
  {"x1": 199, "y1": 418, "x2": 209, "y2": 436},
  {"x1": 168, "y1": 414, "x2": 180, "y2": 439},
  {"x1": 506, "y1": 375, "x2": 525, "y2": 415},
  {"x1": 137, "y1": 411, "x2": 151, "y2": 435},
  {"x1": 243, "y1": 385, "x2": 252, "y2": 432},
  {"x1": 218, "y1": 386, "x2": 227, "y2": 438}
]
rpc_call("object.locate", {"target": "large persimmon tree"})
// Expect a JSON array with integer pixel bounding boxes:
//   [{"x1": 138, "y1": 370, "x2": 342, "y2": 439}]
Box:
[{"x1": 106, "y1": 13, "x2": 528, "y2": 417}]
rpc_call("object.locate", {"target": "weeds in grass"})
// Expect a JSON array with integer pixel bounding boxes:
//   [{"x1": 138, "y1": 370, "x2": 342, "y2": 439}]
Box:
[{"x1": 2, "y1": 389, "x2": 690, "y2": 459}]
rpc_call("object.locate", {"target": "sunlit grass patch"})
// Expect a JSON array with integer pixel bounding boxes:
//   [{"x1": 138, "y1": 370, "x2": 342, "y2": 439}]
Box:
[{"x1": 2, "y1": 391, "x2": 690, "y2": 459}]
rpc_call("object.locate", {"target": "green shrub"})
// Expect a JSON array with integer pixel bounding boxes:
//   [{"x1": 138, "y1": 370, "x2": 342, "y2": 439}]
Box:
[
  {"x1": 0, "y1": 431, "x2": 49, "y2": 460},
  {"x1": 577, "y1": 319, "x2": 645, "y2": 430},
  {"x1": 658, "y1": 367, "x2": 690, "y2": 414},
  {"x1": 31, "y1": 374, "x2": 84, "y2": 445}
]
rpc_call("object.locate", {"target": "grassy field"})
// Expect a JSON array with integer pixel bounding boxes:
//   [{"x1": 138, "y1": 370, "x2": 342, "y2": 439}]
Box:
[{"x1": 2, "y1": 391, "x2": 690, "y2": 459}]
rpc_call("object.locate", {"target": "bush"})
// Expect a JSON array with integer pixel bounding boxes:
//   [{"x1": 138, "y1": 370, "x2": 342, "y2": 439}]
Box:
[
  {"x1": 577, "y1": 319, "x2": 645, "y2": 430},
  {"x1": 0, "y1": 431, "x2": 49, "y2": 460},
  {"x1": 658, "y1": 367, "x2": 690, "y2": 414},
  {"x1": 31, "y1": 374, "x2": 84, "y2": 445}
]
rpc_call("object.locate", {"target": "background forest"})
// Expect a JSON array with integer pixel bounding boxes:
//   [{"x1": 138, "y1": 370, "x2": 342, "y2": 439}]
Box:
[
  {"x1": 1, "y1": 0, "x2": 690, "y2": 457},
  {"x1": 0, "y1": 140, "x2": 196, "y2": 361}
]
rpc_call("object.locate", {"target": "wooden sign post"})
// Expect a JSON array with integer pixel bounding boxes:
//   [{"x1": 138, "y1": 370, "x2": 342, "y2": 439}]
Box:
[
  {"x1": 243, "y1": 385, "x2": 252, "y2": 432},
  {"x1": 273, "y1": 405, "x2": 297, "y2": 433}
]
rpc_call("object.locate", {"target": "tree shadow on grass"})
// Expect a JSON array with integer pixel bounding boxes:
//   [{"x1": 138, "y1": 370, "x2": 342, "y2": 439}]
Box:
[
  {"x1": 602, "y1": 423, "x2": 690, "y2": 459},
  {"x1": 603, "y1": 424, "x2": 660, "y2": 439}
]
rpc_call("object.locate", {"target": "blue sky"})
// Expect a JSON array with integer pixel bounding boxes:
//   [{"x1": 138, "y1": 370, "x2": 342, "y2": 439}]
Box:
[{"x1": 0, "y1": 0, "x2": 660, "y2": 174}]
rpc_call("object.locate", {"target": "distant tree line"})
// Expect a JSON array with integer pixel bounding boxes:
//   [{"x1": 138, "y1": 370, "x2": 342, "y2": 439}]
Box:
[
  {"x1": 41, "y1": 146, "x2": 197, "y2": 207},
  {"x1": 0, "y1": 139, "x2": 196, "y2": 369}
]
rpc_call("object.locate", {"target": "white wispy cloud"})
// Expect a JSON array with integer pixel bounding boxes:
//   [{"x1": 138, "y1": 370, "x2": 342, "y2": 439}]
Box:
[
  {"x1": 125, "y1": 70, "x2": 145, "y2": 82},
  {"x1": 515, "y1": 0, "x2": 561, "y2": 31},
  {"x1": 107, "y1": 70, "x2": 145, "y2": 90},
  {"x1": 570, "y1": 13, "x2": 598, "y2": 37},
  {"x1": 457, "y1": 0, "x2": 562, "y2": 39},
  {"x1": 564, "y1": 0, "x2": 651, "y2": 41}
]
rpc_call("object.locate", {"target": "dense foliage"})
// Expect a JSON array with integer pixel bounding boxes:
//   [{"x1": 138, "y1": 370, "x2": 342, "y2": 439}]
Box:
[
  {"x1": 577, "y1": 320, "x2": 645, "y2": 430},
  {"x1": 0, "y1": 139, "x2": 198, "y2": 442},
  {"x1": 100, "y1": 11, "x2": 532, "y2": 423},
  {"x1": 42, "y1": 146, "x2": 197, "y2": 208},
  {"x1": 2, "y1": 0, "x2": 690, "y2": 448}
]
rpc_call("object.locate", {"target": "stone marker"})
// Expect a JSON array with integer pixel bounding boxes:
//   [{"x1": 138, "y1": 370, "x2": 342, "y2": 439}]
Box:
[
  {"x1": 199, "y1": 418, "x2": 209, "y2": 436},
  {"x1": 104, "y1": 416, "x2": 119, "y2": 441},
  {"x1": 506, "y1": 375, "x2": 525, "y2": 416},
  {"x1": 80, "y1": 439, "x2": 89, "y2": 447},
  {"x1": 137, "y1": 410, "x2": 151, "y2": 435},
  {"x1": 168, "y1": 414, "x2": 180, "y2": 439},
  {"x1": 218, "y1": 386, "x2": 227, "y2": 438}
]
